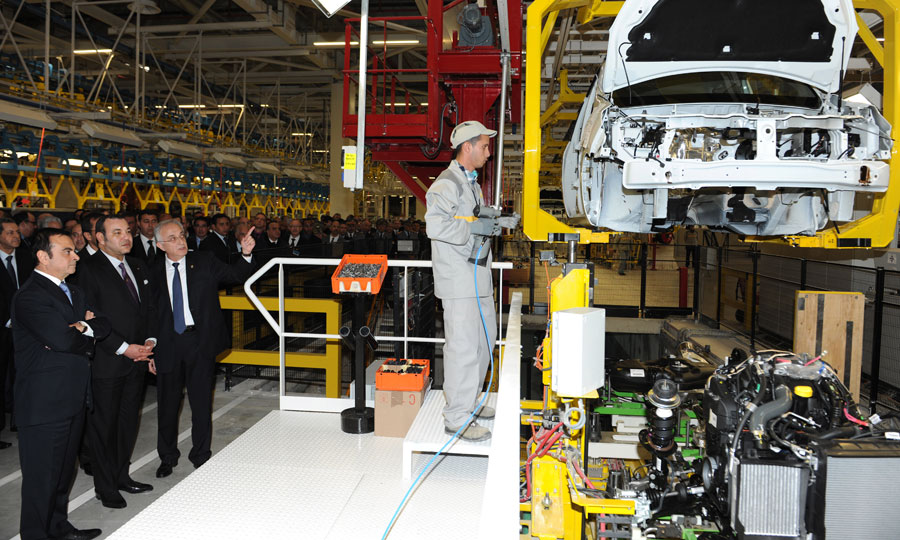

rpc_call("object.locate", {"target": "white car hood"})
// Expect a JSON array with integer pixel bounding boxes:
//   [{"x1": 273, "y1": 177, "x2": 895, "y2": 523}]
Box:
[{"x1": 602, "y1": 0, "x2": 857, "y2": 94}]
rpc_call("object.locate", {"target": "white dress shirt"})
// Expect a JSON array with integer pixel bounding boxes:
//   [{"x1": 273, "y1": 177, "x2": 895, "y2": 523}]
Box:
[
  {"x1": 139, "y1": 234, "x2": 155, "y2": 256},
  {"x1": 34, "y1": 269, "x2": 94, "y2": 337},
  {"x1": 84, "y1": 244, "x2": 97, "y2": 256},
  {"x1": 164, "y1": 256, "x2": 195, "y2": 326},
  {"x1": 1, "y1": 249, "x2": 18, "y2": 288}
]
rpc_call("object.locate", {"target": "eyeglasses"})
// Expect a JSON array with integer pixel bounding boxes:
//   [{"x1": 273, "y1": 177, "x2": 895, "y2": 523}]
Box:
[{"x1": 158, "y1": 234, "x2": 186, "y2": 243}]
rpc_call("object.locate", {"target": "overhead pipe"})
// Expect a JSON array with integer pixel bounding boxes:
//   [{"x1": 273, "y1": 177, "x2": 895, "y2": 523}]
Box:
[
  {"x1": 493, "y1": 50, "x2": 510, "y2": 209},
  {"x1": 353, "y1": 0, "x2": 369, "y2": 191}
]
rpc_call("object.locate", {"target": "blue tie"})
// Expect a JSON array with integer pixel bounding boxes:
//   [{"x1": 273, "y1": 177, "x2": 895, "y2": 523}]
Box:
[
  {"x1": 171, "y1": 262, "x2": 186, "y2": 334},
  {"x1": 59, "y1": 281, "x2": 72, "y2": 304}
]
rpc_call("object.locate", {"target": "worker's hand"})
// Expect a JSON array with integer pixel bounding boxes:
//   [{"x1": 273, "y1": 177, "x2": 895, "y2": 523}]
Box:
[
  {"x1": 498, "y1": 212, "x2": 520, "y2": 230},
  {"x1": 469, "y1": 216, "x2": 500, "y2": 237}
]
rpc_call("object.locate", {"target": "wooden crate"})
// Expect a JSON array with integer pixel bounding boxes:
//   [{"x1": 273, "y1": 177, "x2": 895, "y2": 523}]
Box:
[{"x1": 793, "y1": 291, "x2": 864, "y2": 400}]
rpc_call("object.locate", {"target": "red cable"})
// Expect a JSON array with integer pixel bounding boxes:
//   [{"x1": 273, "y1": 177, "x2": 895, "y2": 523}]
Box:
[
  {"x1": 32, "y1": 128, "x2": 46, "y2": 183},
  {"x1": 844, "y1": 407, "x2": 869, "y2": 427}
]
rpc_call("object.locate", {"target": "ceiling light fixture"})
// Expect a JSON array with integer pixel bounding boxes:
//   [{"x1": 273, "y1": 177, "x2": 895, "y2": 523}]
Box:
[
  {"x1": 158, "y1": 140, "x2": 203, "y2": 160},
  {"x1": 81, "y1": 121, "x2": 144, "y2": 146},
  {"x1": 309, "y1": 0, "x2": 353, "y2": 18},
  {"x1": 73, "y1": 48, "x2": 114, "y2": 55},
  {"x1": 211, "y1": 151, "x2": 247, "y2": 168},
  {"x1": 0, "y1": 101, "x2": 58, "y2": 129}
]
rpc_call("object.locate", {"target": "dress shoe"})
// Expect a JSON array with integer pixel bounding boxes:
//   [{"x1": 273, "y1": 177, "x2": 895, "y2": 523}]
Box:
[
  {"x1": 119, "y1": 479, "x2": 153, "y2": 494},
  {"x1": 95, "y1": 492, "x2": 127, "y2": 509},
  {"x1": 81, "y1": 463, "x2": 93, "y2": 476},
  {"x1": 0, "y1": 440, "x2": 11, "y2": 450},
  {"x1": 60, "y1": 528, "x2": 102, "y2": 540},
  {"x1": 156, "y1": 462, "x2": 174, "y2": 478}
]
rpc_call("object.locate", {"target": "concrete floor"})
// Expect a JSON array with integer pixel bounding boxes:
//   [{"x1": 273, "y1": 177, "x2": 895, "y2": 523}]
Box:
[{"x1": 0, "y1": 376, "x2": 280, "y2": 540}]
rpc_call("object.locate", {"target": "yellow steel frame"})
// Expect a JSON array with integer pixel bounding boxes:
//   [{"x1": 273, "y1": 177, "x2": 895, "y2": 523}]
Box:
[
  {"x1": 217, "y1": 293, "x2": 343, "y2": 398},
  {"x1": 524, "y1": 0, "x2": 900, "y2": 249},
  {"x1": 2, "y1": 171, "x2": 65, "y2": 207}
]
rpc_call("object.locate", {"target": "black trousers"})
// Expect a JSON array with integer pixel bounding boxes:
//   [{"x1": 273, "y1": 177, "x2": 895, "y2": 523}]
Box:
[
  {"x1": 156, "y1": 331, "x2": 215, "y2": 467},
  {"x1": 0, "y1": 328, "x2": 11, "y2": 433},
  {"x1": 86, "y1": 367, "x2": 146, "y2": 498},
  {"x1": 18, "y1": 412, "x2": 83, "y2": 540}
]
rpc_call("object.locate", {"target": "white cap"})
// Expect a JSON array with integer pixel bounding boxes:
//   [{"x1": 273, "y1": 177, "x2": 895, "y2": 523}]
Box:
[{"x1": 450, "y1": 120, "x2": 497, "y2": 149}]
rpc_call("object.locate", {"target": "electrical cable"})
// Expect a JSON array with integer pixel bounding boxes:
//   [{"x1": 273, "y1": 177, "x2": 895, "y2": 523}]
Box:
[{"x1": 380, "y1": 240, "x2": 496, "y2": 539}]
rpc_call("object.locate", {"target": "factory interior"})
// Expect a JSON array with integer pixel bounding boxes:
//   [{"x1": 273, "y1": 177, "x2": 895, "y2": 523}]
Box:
[{"x1": 2, "y1": 0, "x2": 900, "y2": 539}]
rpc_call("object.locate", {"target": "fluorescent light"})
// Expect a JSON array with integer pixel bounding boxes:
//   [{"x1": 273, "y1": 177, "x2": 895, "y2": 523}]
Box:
[
  {"x1": 81, "y1": 121, "x2": 144, "y2": 146},
  {"x1": 0, "y1": 101, "x2": 58, "y2": 129},
  {"x1": 312, "y1": 149, "x2": 328, "y2": 153},
  {"x1": 291, "y1": 132, "x2": 312, "y2": 136},
  {"x1": 313, "y1": 41, "x2": 358, "y2": 47},
  {"x1": 372, "y1": 40, "x2": 419, "y2": 45},
  {"x1": 283, "y1": 167, "x2": 308, "y2": 179},
  {"x1": 178, "y1": 104, "x2": 205, "y2": 109},
  {"x1": 312, "y1": 40, "x2": 419, "y2": 47},
  {"x1": 73, "y1": 48, "x2": 113, "y2": 54},
  {"x1": 218, "y1": 104, "x2": 244, "y2": 108},
  {"x1": 386, "y1": 102, "x2": 427, "y2": 107}
]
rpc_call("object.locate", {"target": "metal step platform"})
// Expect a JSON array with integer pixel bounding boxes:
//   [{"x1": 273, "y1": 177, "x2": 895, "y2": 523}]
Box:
[{"x1": 402, "y1": 390, "x2": 497, "y2": 481}]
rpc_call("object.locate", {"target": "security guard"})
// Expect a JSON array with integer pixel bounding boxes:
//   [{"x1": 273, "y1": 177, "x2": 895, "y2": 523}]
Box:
[{"x1": 425, "y1": 120, "x2": 518, "y2": 442}]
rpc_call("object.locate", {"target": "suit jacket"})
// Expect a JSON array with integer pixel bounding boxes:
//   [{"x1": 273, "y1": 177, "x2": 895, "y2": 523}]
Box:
[
  {"x1": 0, "y1": 245, "x2": 34, "y2": 324},
  {"x1": 129, "y1": 234, "x2": 158, "y2": 265},
  {"x1": 187, "y1": 235, "x2": 208, "y2": 252},
  {"x1": 199, "y1": 233, "x2": 237, "y2": 264},
  {"x1": 148, "y1": 251, "x2": 253, "y2": 372},
  {"x1": 77, "y1": 252, "x2": 154, "y2": 379},
  {"x1": 12, "y1": 273, "x2": 111, "y2": 426},
  {"x1": 253, "y1": 236, "x2": 288, "y2": 264}
]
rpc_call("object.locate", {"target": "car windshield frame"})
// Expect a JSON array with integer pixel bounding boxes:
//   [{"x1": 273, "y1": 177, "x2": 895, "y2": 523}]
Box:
[{"x1": 611, "y1": 71, "x2": 822, "y2": 109}]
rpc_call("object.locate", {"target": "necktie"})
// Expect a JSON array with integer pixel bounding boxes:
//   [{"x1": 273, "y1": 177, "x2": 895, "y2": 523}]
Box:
[
  {"x1": 119, "y1": 262, "x2": 140, "y2": 304},
  {"x1": 147, "y1": 239, "x2": 156, "y2": 260},
  {"x1": 59, "y1": 281, "x2": 72, "y2": 304},
  {"x1": 6, "y1": 255, "x2": 17, "y2": 289},
  {"x1": 171, "y1": 262, "x2": 186, "y2": 334}
]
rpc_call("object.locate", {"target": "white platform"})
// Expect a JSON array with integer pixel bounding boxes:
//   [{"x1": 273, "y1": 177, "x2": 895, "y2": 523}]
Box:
[
  {"x1": 402, "y1": 390, "x2": 496, "y2": 481},
  {"x1": 107, "y1": 410, "x2": 487, "y2": 540}
]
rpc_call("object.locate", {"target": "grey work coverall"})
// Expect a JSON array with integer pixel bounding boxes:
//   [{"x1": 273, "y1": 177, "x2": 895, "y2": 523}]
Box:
[{"x1": 425, "y1": 160, "x2": 497, "y2": 429}]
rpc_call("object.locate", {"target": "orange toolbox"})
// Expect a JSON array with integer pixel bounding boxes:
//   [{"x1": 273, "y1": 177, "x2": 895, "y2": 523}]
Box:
[
  {"x1": 375, "y1": 359, "x2": 430, "y2": 391},
  {"x1": 331, "y1": 254, "x2": 389, "y2": 294}
]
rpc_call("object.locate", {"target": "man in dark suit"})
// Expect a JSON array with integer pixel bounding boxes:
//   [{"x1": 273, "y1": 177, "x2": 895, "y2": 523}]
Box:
[
  {"x1": 0, "y1": 217, "x2": 33, "y2": 447},
  {"x1": 253, "y1": 219, "x2": 287, "y2": 263},
  {"x1": 150, "y1": 220, "x2": 256, "y2": 477},
  {"x1": 13, "y1": 228, "x2": 110, "y2": 540},
  {"x1": 198, "y1": 213, "x2": 237, "y2": 264},
  {"x1": 77, "y1": 216, "x2": 156, "y2": 509},
  {"x1": 188, "y1": 216, "x2": 210, "y2": 251},
  {"x1": 129, "y1": 209, "x2": 159, "y2": 265}
]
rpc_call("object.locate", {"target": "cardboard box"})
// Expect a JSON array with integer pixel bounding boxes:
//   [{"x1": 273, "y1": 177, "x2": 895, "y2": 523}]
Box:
[{"x1": 374, "y1": 384, "x2": 428, "y2": 438}]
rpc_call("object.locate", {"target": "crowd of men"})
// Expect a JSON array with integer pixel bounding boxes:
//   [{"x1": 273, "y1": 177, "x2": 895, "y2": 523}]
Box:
[{"x1": 0, "y1": 206, "x2": 422, "y2": 540}]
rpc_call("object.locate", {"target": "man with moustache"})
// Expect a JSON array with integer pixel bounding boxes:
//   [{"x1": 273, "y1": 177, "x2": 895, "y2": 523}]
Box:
[{"x1": 76, "y1": 215, "x2": 156, "y2": 509}]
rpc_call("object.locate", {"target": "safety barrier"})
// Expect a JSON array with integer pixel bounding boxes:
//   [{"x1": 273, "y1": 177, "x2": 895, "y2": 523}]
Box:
[
  {"x1": 216, "y1": 293, "x2": 343, "y2": 398},
  {"x1": 243, "y1": 256, "x2": 513, "y2": 413}
]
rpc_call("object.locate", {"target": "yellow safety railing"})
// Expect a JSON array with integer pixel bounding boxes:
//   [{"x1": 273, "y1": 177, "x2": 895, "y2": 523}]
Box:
[{"x1": 216, "y1": 293, "x2": 343, "y2": 398}]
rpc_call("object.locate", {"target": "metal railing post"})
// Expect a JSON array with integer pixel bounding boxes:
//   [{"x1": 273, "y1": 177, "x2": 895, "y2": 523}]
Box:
[
  {"x1": 639, "y1": 243, "x2": 647, "y2": 318},
  {"x1": 750, "y1": 251, "x2": 759, "y2": 349},
  {"x1": 870, "y1": 267, "x2": 885, "y2": 414},
  {"x1": 715, "y1": 247, "x2": 723, "y2": 328},
  {"x1": 692, "y1": 244, "x2": 701, "y2": 319}
]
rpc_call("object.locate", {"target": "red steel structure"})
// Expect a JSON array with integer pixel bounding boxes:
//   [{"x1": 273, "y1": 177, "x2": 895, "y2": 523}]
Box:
[{"x1": 342, "y1": 0, "x2": 522, "y2": 203}]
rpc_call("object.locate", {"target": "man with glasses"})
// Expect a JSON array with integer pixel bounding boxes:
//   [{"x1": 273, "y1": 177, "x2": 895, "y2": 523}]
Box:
[{"x1": 148, "y1": 220, "x2": 256, "y2": 478}]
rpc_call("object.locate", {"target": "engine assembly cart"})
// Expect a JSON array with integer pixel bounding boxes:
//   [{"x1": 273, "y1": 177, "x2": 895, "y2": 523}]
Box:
[{"x1": 331, "y1": 254, "x2": 389, "y2": 434}]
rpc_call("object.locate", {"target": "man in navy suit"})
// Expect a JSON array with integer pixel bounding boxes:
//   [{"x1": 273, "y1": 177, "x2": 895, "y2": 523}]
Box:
[
  {"x1": 76, "y1": 215, "x2": 156, "y2": 509},
  {"x1": 13, "y1": 229, "x2": 110, "y2": 540},
  {"x1": 149, "y1": 220, "x2": 256, "y2": 478},
  {"x1": 0, "y1": 217, "x2": 33, "y2": 447}
]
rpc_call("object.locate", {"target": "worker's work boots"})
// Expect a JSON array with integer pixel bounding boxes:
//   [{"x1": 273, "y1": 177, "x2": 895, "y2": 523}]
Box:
[
  {"x1": 446, "y1": 420, "x2": 491, "y2": 442},
  {"x1": 474, "y1": 405, "x2": 495, "y2": 419}
]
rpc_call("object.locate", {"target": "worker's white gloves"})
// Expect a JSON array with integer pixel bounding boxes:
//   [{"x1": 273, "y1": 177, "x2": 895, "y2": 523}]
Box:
[
  {"x1": 470, "y1": 216, "x2": 501, "y2": 237},
  {"x1": 498, "y1": 212, "x2": 520, "y2": 230}
]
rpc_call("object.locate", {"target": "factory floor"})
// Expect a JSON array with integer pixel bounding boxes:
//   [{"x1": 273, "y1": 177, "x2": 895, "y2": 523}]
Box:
[
  {"x1": 0, "y1": 375, "x2": 489, "y2": 540},
  {"x1": 0, "y1": 377, "x2": 280, "y2": 540}
]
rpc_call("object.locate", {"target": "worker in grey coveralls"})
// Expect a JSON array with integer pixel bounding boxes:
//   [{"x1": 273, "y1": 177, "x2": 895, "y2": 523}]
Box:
[{"x1": 425, "y1": 120, "x2": 519, "y2": 442}]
